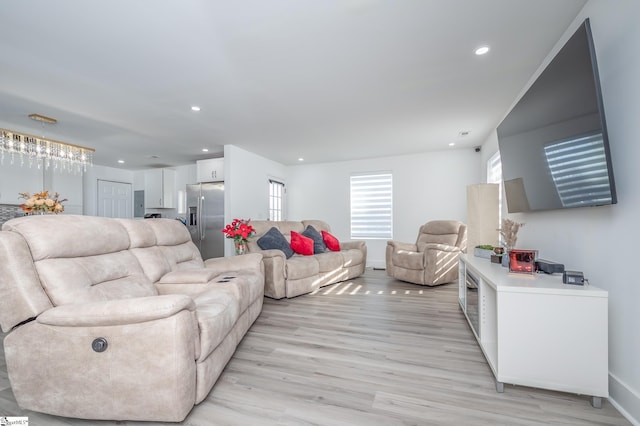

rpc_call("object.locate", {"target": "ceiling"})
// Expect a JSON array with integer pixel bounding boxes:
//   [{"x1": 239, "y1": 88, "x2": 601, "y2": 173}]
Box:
[{"x1": 0, "y1": 0, "x2": 587, "y2": 169}]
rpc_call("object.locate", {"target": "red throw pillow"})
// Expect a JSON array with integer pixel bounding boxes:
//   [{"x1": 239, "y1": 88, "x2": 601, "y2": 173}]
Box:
[
  {"x1": 321, "y1": 230, "x2": 340, "y2": 251},
  {"x1": 290, "y1": 231, "x2": 314, "y2": 256}
]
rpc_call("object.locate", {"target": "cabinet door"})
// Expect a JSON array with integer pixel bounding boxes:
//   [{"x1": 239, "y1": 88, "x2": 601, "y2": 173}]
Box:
[
  {"x1": 162, "y1": 169, "x2": 176, "y2": 208},
  {"x1": 144, "y1": 169, "x2": 164, "y2": 208},
  {"x1": 196, "y1": 158, "x2": 224, "y2": 182}
]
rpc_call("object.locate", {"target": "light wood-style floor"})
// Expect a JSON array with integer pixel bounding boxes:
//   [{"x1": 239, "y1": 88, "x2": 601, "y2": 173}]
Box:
[{"x1": 0, "y1": 269, "x2": 631, "y2": 425}]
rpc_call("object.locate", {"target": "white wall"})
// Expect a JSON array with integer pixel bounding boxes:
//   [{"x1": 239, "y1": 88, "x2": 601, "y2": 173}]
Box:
[
  {"x1": 82, "y1": 165, "x2": 134, "y2": 216},
  {"x1": 224, "y1": 144, "x2": 288, "y2": 255},
  {"x1": 44, "y1": 168, "x2": 83, "y2": 215},
  {"x1": 0, "y1": 160, "x2": 82, "y2": 214},
  {"x1": 288, "y1": 149, "x2": 481, "y2": 268},
  {"x1": 0, "y1": 160, "x2": 44, "y2": 204},
  {"x1": 481, "y1": 1, "x2": 640, "y2": 422}
]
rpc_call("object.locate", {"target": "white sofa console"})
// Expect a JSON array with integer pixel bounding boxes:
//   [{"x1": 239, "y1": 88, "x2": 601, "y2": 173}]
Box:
[{"x1": 458, "y1": 254, "x2": 608, "y2": 407}]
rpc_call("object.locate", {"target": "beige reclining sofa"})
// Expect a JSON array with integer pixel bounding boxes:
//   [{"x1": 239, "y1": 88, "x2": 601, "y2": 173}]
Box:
[
  {"x1": 247, "y1": 219, "x2": 367, "y2": 299},
  {"x1": 0, "y1": 215, "x2": 264, "y2": 422}
]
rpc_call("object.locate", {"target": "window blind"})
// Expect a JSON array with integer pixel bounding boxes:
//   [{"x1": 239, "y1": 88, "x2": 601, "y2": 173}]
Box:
[{"x1": 350, "y1": 173, "x2": 392, "y2": 239}]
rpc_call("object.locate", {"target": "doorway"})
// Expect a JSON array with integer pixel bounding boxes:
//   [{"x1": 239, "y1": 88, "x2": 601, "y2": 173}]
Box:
[{"x1": 97, "y1": 180, "x2": 132, "y2": 218}]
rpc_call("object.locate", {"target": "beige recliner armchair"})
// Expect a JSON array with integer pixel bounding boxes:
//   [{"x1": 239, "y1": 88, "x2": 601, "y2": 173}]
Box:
[{"x1": 386, "y1": 220, "x2": 467, "y2": 286}]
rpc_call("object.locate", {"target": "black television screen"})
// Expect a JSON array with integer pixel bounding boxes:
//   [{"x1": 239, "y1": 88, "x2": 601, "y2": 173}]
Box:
[{"x1": 497, "y1": 18, "x2": 616, "y2": 213}]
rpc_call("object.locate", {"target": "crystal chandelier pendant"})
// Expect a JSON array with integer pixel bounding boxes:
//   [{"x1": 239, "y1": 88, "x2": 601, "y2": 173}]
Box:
[{"x1": 1, "y1": 117, "x2": 94, "y2": 174}]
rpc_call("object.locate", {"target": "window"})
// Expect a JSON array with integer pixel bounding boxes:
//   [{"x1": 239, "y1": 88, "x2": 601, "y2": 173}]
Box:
[
  {"x1": 268, "y1": 179, "x2": 285, "y2": 221},
  {"x1": 487, "y1": 151, "x2": 502, "y2": 185},
  {"x1": 487, "y1": 151, "x2": 503, "y2": 221},
  {"x1": 350, "y1": 172, "x2": 392, "y2": 239}
]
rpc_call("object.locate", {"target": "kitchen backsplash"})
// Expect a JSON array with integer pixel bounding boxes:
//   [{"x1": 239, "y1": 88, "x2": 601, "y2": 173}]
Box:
[{"x1": 0, "y1": 204, "x2": 25, "y2": 227}]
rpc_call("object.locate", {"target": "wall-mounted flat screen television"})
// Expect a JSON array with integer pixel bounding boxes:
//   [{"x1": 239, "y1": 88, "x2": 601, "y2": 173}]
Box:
[{"x1": 497, "y1": 18, "x2": 617, "y2": 213}]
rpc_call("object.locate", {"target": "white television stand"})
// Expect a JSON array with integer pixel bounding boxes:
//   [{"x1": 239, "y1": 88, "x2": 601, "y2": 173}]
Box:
[{"x1": 458, "y1": 254, "x2": 608, "y2": 407}]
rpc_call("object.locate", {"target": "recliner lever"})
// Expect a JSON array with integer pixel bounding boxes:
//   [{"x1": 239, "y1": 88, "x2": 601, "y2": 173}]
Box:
[{"x1": 92, "y1": 337, "x2": 108, "y2": 353}]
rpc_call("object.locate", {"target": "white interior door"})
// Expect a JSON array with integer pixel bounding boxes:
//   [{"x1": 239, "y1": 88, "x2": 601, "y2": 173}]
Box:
[{"x1": 97, "y1": 180, "x2": 132, "y2": 218}]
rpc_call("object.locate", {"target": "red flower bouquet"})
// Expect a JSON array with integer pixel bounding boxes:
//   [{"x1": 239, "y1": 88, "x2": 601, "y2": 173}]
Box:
[{"x1": 222, "y1": 218, "x2": 256, "y2": 254}]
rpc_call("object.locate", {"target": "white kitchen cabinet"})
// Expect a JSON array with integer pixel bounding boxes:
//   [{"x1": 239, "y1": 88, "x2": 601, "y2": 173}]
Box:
[
  {"x1": 196, "y1": 158, "x2": 224, "y2": 182},
  {"x1": 459, "y1": 254, "x2": 608, "y2": 408},
  {"x1": 144, "y1": 168, "x2": 175, "y2": 208}
]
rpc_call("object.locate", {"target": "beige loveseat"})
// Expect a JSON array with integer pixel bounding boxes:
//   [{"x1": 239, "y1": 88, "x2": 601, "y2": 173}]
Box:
[
  {"x1": 0, "y1": 215, "x2": 264, "y2": 422},
  {"x1": 247, "y1": 220, "x2": 367, "y2": 299}
]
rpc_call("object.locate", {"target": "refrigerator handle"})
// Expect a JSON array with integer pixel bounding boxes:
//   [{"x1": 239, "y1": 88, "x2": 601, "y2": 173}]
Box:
[{"x1": 199, "y1": 195, "x2": 206, "y2": 240}]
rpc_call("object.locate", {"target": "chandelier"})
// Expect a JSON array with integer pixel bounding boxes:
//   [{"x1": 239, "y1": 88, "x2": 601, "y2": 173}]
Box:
[{"x1": 0, "y1": 114, "x2": 94, "y2": 173}]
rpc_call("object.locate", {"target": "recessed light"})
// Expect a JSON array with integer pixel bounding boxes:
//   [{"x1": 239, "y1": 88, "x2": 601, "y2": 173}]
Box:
[
  {"x1": 475, "y1": 46, "x2": 490, "y2": 55},
  {"x1": 117, "y1": 159, "x2": 125, "y2": 164},
  {"x1": 449, "y1": 142, "x2": 455, "y2": 147},
  {"x1": 202, "y1": 148, "x2": 209, "y2": 152},
  {"x1": 191, "y1": 106, "x2": 201, "y2": 112},
  {"x1": 298, "y1": 157, "x2": 304, "y2": 162}
]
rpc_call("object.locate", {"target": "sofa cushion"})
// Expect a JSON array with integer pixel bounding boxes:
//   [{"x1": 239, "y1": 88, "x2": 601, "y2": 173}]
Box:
[
  {"x1": 159, "y1": 242, "x2": 205, "y2": 270},
  {"x1": 315, "y1": 251, "x2": 344, "y2": 273},
  {"x1": 290, "y1": 231, "x2": 314, "y2": 256},
  {"x1": 416, "y1": 221, "x2": 465, "y2": 248},
  {"x1": 321, "y1": 230, "x2": 341, "y2": 251},
  {"x1": 286, "y1": 256, "x2": 319, "y2": 280},
  {"x1": 35, "y1": 251, "x2": 157, "y2": 305},
  {"x1": 3, "y1": 215, "x2": 130, "y2": 261},
  {"x1": 192, "y1": 288, "x2": 240, "y2": 362},
  {"x1": 257, "y1": 227, "x2": 294, "y2": 258},
  {"x1": 392, "y1": 250, "x2": 423, "y2": 270},
  {"x1": 115, "y1": 218, "x2": 157, "y2": 248},
  {"x1": 130, "y1": 246, "x2": 172, "y2": 283},
  {"x1": 301, "y1": 220, "x2": 331, "y2": 233},
  {"x1": 302, "y1": 225, "x2": 327, "y2": 254}
]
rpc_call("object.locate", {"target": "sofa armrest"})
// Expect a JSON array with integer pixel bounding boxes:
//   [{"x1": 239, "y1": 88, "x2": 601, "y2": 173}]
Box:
[
  {"x1": 247, "y1": 248, "x2": 286, "y2": 260},
  {"x1": 203, "y1": 252, "x2": 263, "y2": 273},
  {"x1": 421, "y1": 243, "x2": 462, "y2": 253},
  {"x1": 253, "y1": 250, "x2": 286, "y2": 299},
  {"x1": 340, "y1": 240, "x2": 366, "y2": 251},
  {"x1": 160, "y1": 269, "x2": 217, "y2": 284},
  {"x1": 36, "y1": 295, "x2": 195, "y2": 327},
  {"x1": 387, "y1": 241, "x2": 418, "y2": 252}
]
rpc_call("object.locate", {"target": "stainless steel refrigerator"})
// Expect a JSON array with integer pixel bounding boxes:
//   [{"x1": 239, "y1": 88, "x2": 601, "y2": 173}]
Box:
[{"x1": 186, "y1": 182, "x2": 224, "y2": 259}]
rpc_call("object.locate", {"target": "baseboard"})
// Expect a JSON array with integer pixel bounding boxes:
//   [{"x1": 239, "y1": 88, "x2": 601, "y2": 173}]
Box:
[
  {"x1": 609, "y1": 373, "x2": 640, "y2": 426},
  {"x1": 367, "y1": 259, "x2": 386, "y2": 269}
]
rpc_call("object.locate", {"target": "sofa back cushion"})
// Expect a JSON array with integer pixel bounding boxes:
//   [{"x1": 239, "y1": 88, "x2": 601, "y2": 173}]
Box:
[
  {"x1": 416, "y1": 220, "x2": 467, "y2": 251},
  {"x1": 2, "y1": 215, "x2": 157, "y2": 306},
  {"x1": 247, "y1": 220, "x2": 304, "y2": 253},
  {"x1": 36, "y1": 251, "x2": 156, "y2": 305},
  {"x1": 301, "y1": 220, "x2": 331, "y2": 234},
  {"x1": 118, "y1": 219, "x2": 204, "y2": 283},
  {"x1": 145, "y1": 219, "x2": 204, "y2": 270},
  {"x1": 249, "y1": 220, "x2": 332, "y2": 253}
]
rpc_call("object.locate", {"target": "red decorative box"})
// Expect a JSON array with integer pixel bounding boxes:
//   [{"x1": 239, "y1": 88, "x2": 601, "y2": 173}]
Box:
[{"x1": 508, "y1": 249, "x2": 538, "y2": 274}]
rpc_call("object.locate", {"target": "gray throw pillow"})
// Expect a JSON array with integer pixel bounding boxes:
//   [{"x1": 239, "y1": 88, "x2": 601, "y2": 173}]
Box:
[
  {"x1": 302, "y1": 225, "x2": 327, "y2": 254},
  {"x1": 257, "y1": 227, "x2": 294, "y2": 259}
]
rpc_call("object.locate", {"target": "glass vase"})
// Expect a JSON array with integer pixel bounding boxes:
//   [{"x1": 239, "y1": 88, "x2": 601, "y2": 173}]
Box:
[{"x1": 234, "y1": 240, "x2": 247, "y2": 255}]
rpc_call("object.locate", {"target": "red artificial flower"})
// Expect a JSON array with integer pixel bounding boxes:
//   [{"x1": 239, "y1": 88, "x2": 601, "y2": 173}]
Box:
[{"x1": 221, "y1": 218, "x2": 256, "y2": 242}]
